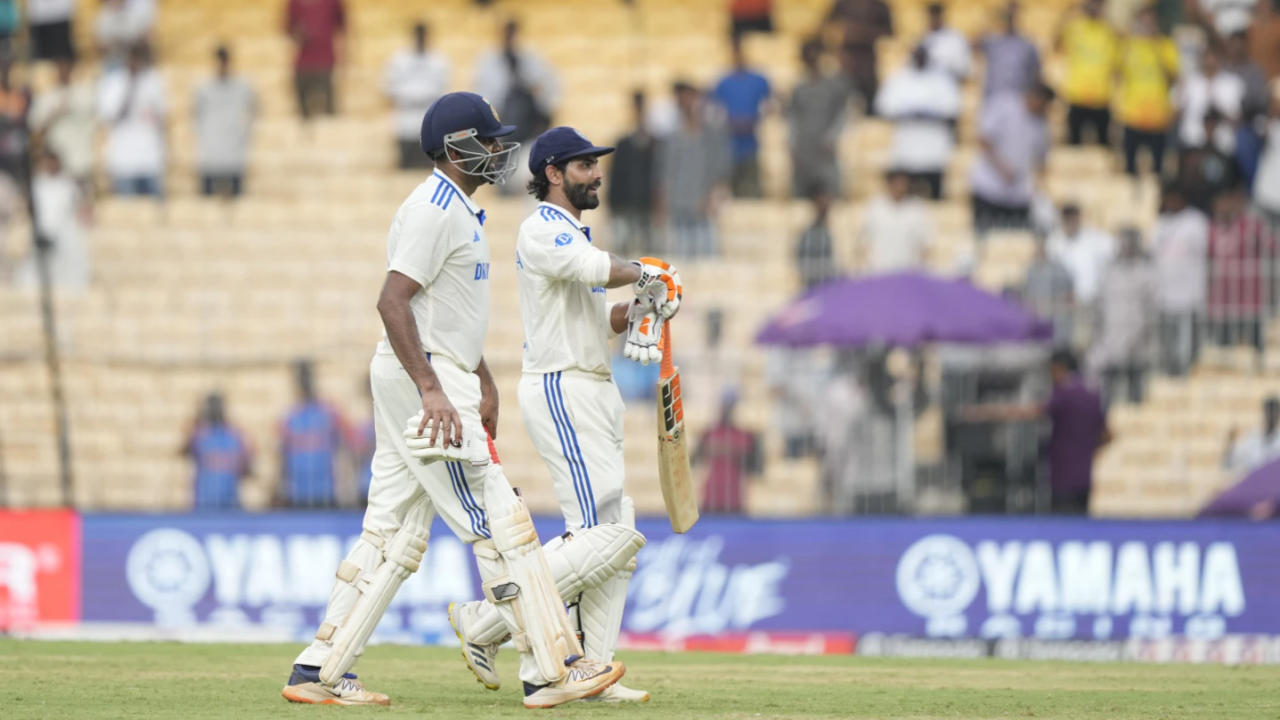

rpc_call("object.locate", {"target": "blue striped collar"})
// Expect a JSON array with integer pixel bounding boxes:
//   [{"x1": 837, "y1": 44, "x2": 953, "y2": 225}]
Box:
[
  {"x1": 430, "y1": 170, "x2": 482, "y2": 218},
  {"x1": 537, "y1": 201, "x2": 590, "y2": 241}
]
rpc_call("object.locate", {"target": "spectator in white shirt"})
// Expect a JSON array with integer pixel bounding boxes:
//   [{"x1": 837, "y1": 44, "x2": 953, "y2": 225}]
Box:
[
  {"x1": 921, "y1": 2, "x2": 970, "y2": 83},
  {"x1": 473, "y1": 19, "x2": 560, "y2": 193},
  {"x1": 25, "y1": 150, "x2": 88, "y2": 290},
  {"x1": 28, "y1": 0, "x2": 76, "y2": 61},
  {"x1": 1176, "y1": 46, "x2": 1244, "y2": 150},
  {"x1": 1152, "y1": 183, "x2": 1209, "y2": 376},
  {"x1": 1223, "y1": 396, "x2": 1280, "y2": 475},
  {"x1": 194, "y1": 45, "x2": 256, "y2": 198},
  {"x1": 1047, "y1": 202, "x2": 1114, "y2": 347},
  {"x1": 96, "y1": 0, "x2": 154, "y2": 69},
  {"x1": 876, "y1": 45, "x2": 960, "y2": 199},
  {"x1": 970, "y1": 82, "x2": 1053, "y2": 238},
  {"x1": 384, "y1": 22, "x2": 449, "y2": 170},
  {"x1": 98, "y1": 43, "x2": 167, "y2": 197},
  {"x1": 862, "y1": 168, "x2": 933, "y2": 272},
  {"x1": 28, "y1": 59, "x2": 95, "y2": 187}
]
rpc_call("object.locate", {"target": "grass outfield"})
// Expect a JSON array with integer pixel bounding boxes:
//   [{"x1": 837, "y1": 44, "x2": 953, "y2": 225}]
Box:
[{"x1": 2, "y1": 640, "x2": 1278, "y2": 719}]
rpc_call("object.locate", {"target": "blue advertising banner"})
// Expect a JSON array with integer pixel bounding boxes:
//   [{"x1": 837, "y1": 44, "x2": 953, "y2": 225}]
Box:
[{"x1": 79, "y1": 514, "x2": 1280, "y2": 643}]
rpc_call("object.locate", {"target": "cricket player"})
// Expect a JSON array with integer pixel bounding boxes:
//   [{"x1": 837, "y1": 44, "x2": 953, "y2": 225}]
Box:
[
  {"x1": 448, "y1": 126, "x2": 682, "y2": 703},
  {"x1": 281, "y1": 94, "x2": 644, "y2": 709}
]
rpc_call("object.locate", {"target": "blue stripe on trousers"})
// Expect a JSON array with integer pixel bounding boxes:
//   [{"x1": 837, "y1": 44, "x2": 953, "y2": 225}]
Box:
[
  {"x1": 544, "y1": 372, "x2": 591, "y2": 526},
  {"x1": 549, "y1": 371, "x2": 597, "y2": 527}
]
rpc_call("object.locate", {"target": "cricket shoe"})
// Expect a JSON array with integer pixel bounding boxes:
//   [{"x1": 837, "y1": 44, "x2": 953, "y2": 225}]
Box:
[
  {"x1": 449, "y1": 601, "x2": 502, "y2": 690},
  {"x1": 583, "y1": 682, "x2": 650, "y2": 703},
  {"x1": 281, "y1": 664, "x2": 390, "y2": 706},
  {"x1": 522, "y1": 655, "x2": 625, "y2": 709}
]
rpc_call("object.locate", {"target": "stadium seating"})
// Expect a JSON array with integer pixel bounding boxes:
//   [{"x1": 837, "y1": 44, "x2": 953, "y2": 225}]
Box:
[{"x1": 0, "y1": 0, "x2": 1260, "y2": 519}]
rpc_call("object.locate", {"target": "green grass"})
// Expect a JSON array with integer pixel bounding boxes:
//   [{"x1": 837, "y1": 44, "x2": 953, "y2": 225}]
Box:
[{"x1": 1, "y1": 640, "x2": 1278, "y2": 719}]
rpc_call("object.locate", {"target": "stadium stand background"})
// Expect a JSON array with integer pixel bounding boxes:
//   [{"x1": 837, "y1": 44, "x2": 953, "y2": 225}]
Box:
[{"x1": 1, "y1": 0, "x2": 1277, "y2": 518}]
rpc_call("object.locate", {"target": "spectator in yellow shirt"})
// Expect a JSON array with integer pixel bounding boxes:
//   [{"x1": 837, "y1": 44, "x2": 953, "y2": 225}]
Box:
[
  {"x1": 1057, "y1": 0, "x2": 1119, "y2": 146},
  {"x1": 1116, "y1": 4, "x2": 1179, "y2": 177}
]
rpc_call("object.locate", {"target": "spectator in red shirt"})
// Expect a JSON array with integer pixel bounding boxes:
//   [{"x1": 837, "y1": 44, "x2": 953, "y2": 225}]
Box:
[
  {"x1": 694, "y1": 389, "x2": 762, "y2": 514},
  {"x1": 1206, "y1": 182, "x2": 1276, "y2": 360},
  {"x1": 285, "y1": 0, "x2": 345, "y2": 120}
]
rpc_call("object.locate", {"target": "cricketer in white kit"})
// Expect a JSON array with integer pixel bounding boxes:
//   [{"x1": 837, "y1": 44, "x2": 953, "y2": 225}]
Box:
[
  {"x1": 448, "y1": 126, "x2": 683, "y2": 703},
  {"x1": 281, "y1": 94, "x2": 643, "y2": 710}
]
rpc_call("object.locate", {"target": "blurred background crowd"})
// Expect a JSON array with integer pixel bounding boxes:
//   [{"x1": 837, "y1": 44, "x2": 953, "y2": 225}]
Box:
[{"x1": 2, "y1": 0, "x2": 1280, "y2": 522}]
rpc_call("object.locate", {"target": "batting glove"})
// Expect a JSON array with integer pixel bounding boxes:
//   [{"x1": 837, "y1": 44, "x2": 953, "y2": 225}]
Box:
[
  {"x1": 632, "y1": 256, "x2": 683, "y2": 320},
  {"x1": 403, "y1": 415, "x2": 491, "y2": 467},
  {"x1": 623, "y1": 300, "x2": 664, "y2": 365}
]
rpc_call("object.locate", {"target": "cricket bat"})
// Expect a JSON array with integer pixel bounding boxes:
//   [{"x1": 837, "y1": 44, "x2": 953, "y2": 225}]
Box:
[{"x1": 655, "y1": 321, "x2": 699, "y2": 533}]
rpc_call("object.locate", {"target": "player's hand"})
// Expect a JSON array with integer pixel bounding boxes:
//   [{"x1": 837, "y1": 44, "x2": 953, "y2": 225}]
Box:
[
  {"x1": 623, "y1": 300, "x2": 663, "y2": 365},
  {"x1": 404, "y1": 416, "x2": 491, "y2": 466},
  {"x1": 479, "y1": 375, "x2": 499, "y2": 441},
  {"x1": 633, "y1": 257, "x2": 683, "y2": 319},
  {"x1": 415, "y1": 385, "x2": 461, "y2": 448}
]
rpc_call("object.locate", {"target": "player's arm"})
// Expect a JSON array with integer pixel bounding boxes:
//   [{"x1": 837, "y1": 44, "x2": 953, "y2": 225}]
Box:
[
  {"x1": 376, "y1": 270, "x2": 461, "y2": 446},
  {"x1": 473, "y1": 355, "x2": 499, "y2": 439}
]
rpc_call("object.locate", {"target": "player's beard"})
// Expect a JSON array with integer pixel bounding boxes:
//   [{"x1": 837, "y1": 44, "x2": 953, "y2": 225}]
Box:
[{"x1": 566, "y1": 180, "x2": 601, "y2": 211}]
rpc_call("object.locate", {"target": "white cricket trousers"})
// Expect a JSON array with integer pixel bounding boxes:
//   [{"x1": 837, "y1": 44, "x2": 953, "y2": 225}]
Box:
[
  {"x1": 518, "y1": 370, "x2": 626, "y2": 530},
  {"x1": 296, "y1": 351, "x2": 543, "y2": 684}
]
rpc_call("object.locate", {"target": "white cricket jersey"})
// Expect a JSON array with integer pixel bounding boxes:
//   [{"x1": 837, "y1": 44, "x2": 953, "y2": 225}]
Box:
[
  {"x1": 376, "y1": 170, "x2": 491, "y2": 372},
  {"x1": 516, "y1": 202, "x2": 615, "y2": 376}
]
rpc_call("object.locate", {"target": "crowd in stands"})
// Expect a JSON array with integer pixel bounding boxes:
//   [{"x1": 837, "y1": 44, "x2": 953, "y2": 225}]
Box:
[{"x1": 3, "y1": 0, "x2": 1279, "y2": 515}]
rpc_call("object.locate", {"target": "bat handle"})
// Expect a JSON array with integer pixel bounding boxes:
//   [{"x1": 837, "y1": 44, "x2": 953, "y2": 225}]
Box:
[{"x1": 659, "y1": 320, "x2": 675, "y2": 379}]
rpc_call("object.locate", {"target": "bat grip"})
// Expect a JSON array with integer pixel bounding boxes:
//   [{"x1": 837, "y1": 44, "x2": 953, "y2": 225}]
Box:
[{"x1": 659, "y1": 321, "x2": 675, "y2": 379}]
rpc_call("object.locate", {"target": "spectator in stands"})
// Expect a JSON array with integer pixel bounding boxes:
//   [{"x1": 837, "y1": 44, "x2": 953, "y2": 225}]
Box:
[
  {"x1": 28, "y1": 150, "x2": 87, "y2": 290},
  {"x1": 1206, "y1": 182, "x2": 1275, "y2": 360},
  {"x1": 795, "y1": 192, "x2": 836, "y2": 289},
  {"x1": 921, "y1": 2, "x2": 970, "y2": 83},
  {"x1": 383, "y1": 22, "x2": 448, "y2": 170},
  {"x1": 976, "y1": 2, "x2": 1040, "y2": 99},
  {"x1": 960, "y1": 348, "x2": 1110, "y2": 514},
  {"x1": 0, "y1": 60, "x2": 28, "y2": 186},
  {"x1": 1176, "y1": 109, "x2": 1241, "y2": 215},
  {"x1": 182, "y1": 392, "x2": 252, "y2": 511},
  {"x1": 1176, "y1": 45, "x2": 1244, "y2": 150},
  {"x1": 474, "y1": 19, "x2": 560, "y2": 192},
  {"x1": 862, "y1": 168, "x2": 932, "y2": 271},
  {"x1": 28, "y1": 58, "x2": 95, "y2": 188},
  {"x1": 876, "y1": 45, "x2": 960, "y2": 199},
  {"x1": 1091, "y1": 227, "x2": 1158, "y2": 406},
  {"x1": 194, "y1": 45, "x2": 256, "y2": 199},
  {"x1": 1116, "y1": 5, "x2": 1178, "y2": 178},
  {"x1": 1254, "y1": 100, "x2": 1280, "y2": 225},
  {"x1": 766, "y1": 348, "x2": 823, "y2": 458},
  {"x1": 1192, "y1": 0, "x2": 1258, "y2": 39},
  {"x1": 788, "y1": 38, "x2": 849, "y2": 201},
  {"x1": 285, "y1": 0, "x2": 345, "y2": 120},
  {"x1": 1057, "y1": 0, "x2": 1119, "y2": 146},
  {"x1": 1224, "y1": 31, "x2": 1269, "y2": 128},
  {"x1": 0, "y1": 1, "x2": 17, "y2": 60},
  {"x1": 656, "y1": 81, "x2": 730, "y2": 258},
  {"x1": 1022, "y1": 234, "x2": 1075, "y2": 346},
  {"x1": 609, "y1": 91, "x2": 659, "y2": 257},
  {"x1": 1047, "y1": 203, "x2": 1115, "y2": 330},
  {"x1": 28, "y1": 0, "x2": 76, "y2": 62},
  {"x1": 729, "y1": 0, "x2": 773, "y2": 38},
  {"x1": 1153, "y1": 183, "x2": 1209, "y2": 376},
  {"x1": 1223, "y1": 396, "x2": 1280, "y2": 475},
  {"x1": 970, "y1": 81, "x2": 1053, "y2": 238},
  {"x1": 474, "y1": 20, "x2": 559, "y2": 144},
  {"x1": 279, "y1": 359, "x2": 348, "y2": 508},
  {"x1": 828, "y1": 0, "x2": 893, "y2": 113},
  {"x1": 712, "y1": 35, "x2": 772, "y2": 198},
  {"x1": 695, "y1": 388, "x2": 762, "y2": 514},
  {"x1": 98, "y1": 43, "x2": 166, "y2": 197},
  {"x1": 96, "y1": 0, "x2": 153, "y2": 70}
]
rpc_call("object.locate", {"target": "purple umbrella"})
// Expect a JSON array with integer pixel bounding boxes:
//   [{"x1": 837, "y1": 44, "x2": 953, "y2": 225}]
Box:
[
  {"x1": 1199, "y1": 458, "x2": 1280, "y2": 518},
  {"x1": 756, "y1": 271, "x2": 1051, "y2": 347}
]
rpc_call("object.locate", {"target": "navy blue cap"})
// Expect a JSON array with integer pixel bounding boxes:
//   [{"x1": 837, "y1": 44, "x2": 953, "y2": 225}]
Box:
[
  {"x1": 420, "y1": 92, "x2": 518, "y2": 155},
  {"x1": 527, "y1": 127, "x2": 614, "y2": 176}
]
